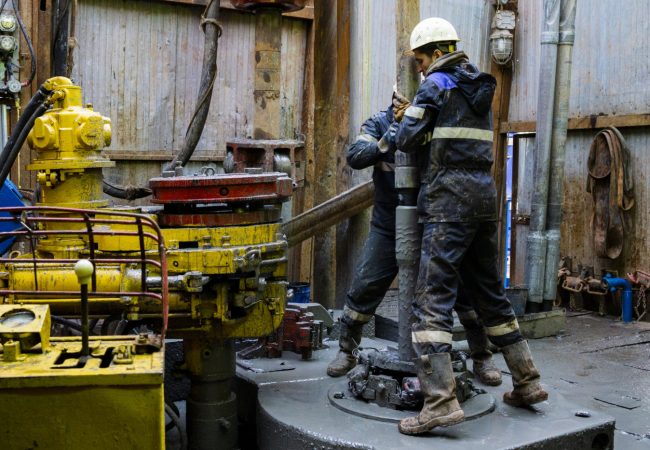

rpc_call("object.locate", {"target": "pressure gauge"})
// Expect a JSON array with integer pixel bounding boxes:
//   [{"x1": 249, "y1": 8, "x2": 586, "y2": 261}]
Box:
[
  {"x1": 0, "y1": 309, "x2": 36, "y2": 328},
  {"x1": 7, "y1": 78, "x2": 21, "y2": 93},
  {"x1": 0, "y1": 14, "x2": 16, "y2": 32},
  {"x1": 0, "y1": 35, "x2": 16, "y2": 53}
]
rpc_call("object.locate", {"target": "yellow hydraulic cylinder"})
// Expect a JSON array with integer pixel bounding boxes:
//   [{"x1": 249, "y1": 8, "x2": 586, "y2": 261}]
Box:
[{"x1": 27, "y1": 77, "x2": 114, "y2": 210}]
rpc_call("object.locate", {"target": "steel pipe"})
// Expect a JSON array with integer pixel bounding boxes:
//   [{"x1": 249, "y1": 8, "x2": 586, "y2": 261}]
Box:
[
  {"x1": 543, "y1": 0, "x2": 578, "y2": 310},
  {"x1": 280, "y1": 180, "x2": 374, "y2": 247},
  {"x1": 525, "y1": 0, "x2": 561, "y2": 312}
]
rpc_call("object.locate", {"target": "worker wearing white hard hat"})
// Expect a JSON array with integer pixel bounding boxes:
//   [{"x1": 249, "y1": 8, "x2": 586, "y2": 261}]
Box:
[{"x1": 395, "y1": 18, "x2": 548, "y2": 436}]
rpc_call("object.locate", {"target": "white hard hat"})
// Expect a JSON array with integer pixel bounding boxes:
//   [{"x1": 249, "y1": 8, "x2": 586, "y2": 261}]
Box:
[{"x1": 410, "y1": 17, "x2": 460, "y2": 51}]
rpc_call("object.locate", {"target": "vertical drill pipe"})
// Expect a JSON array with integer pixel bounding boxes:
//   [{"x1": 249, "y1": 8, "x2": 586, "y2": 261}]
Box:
[
  {"x1": 186, "y1": 339, "x2": 237, "y2": 450},
  {"x1": 543, "y1": 0, "x2": 577, "y2": 310},
  {"x1": 80, "y1": 282, "x2": 90, "y2": 356},
  {"x1": 395, "y1": 0, "x2": 420, "y2": 361},
  {"x1": 525, "y1": 0, "x2": 561, "y2": 311}
]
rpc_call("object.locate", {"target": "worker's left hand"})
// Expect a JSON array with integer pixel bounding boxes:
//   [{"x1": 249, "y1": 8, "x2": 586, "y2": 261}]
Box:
[
  {"x1": 378, "y1": 122, "x2": 398, "y2": 154},
  {"x1": 392, "y1": 90, "x2": 411, "y2": 122}
]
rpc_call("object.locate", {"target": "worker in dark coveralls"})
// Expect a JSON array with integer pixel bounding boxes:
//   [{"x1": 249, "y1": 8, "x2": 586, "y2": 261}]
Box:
[
  {"x1": 395, "y1": 17, "x2": 548, "y2": 435},
  {"x1": 326, "y1": 96, "x2": 503, "y2": 389}
]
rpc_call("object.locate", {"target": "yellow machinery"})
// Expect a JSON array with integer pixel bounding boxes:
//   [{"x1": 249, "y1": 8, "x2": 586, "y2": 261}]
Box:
[{"x1": 0, "y1": 77, "x2": 293, "y2": 449}]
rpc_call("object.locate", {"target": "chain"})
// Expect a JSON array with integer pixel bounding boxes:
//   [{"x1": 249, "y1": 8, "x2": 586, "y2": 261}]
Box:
[{"x1": 634, "y1": 287, "x2": 647, "y2": 321}]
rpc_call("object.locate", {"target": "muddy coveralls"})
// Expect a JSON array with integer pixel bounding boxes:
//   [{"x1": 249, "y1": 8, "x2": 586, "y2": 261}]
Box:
[
  {"x1": 327, "y1": 106, "x2": 501, "y2": 386},
  {"x1": 395, "y1": 52, "x2": 547, "y2": 435}
]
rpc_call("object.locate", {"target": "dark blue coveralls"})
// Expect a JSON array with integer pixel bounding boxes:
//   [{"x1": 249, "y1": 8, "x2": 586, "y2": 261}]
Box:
[
  {"x1": 342, "y1": 104, "x2": 488, "y2": 339},
  {"x1": 395, "y1": 51, "x2": 524, "y2": 355}
]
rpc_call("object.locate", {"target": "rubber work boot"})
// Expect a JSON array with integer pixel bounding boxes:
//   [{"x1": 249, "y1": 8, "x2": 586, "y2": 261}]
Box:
[
  {"x1": 398, "y1": 353, "x2": 465, "y2": 435},
  {"x1": 466, "y1": 327, "x2": 502, "y2": 386},
  {"x1": 326, "y1": 319, "x2": 363, "y2": 377},
  {"x1": 501, "y1": 340, "x2": 548, "y2": 406}
]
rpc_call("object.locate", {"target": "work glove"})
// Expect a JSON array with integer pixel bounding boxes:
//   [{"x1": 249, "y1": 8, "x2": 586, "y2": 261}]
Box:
[
  {"x1": 378, "y1": 122, "x2": 398, "y2": 154},
  {"x1": 392, "y1": 90, "x2": 411, "y2": 122}
]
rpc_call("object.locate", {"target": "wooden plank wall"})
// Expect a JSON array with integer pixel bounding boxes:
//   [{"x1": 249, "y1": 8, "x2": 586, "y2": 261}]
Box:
[{"x1": 70, "y1": 0, "x2": 306, "y2": 162}]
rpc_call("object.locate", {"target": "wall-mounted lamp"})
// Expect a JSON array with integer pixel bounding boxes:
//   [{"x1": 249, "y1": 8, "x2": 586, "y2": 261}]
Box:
[
  {"x1": 490, "y1": 6, "x2": 516, "y2": 66},
  {"x1": 490, "y1": 29, "x2": 514, "y2": 65}
]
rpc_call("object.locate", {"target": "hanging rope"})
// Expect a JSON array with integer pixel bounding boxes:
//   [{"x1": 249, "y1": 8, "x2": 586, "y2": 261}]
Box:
[{"x1": 586, "y1": 126, "x2": 634, "y2": 259}]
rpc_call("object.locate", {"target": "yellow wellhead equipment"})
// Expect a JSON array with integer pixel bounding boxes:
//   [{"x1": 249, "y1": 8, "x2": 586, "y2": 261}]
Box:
[{"x1": 0, "y1": 77, "x2": 293, "y2": 449}]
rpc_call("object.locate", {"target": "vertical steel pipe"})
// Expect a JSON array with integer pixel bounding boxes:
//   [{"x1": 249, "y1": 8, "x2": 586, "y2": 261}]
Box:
[
  {"x1": 395, "y1": 0, "x2": 420, "y2": 361},
  {"x1": 543, "y1": 0, "x2": 577, "y2": 310},
  {"x1": 525, "y1": 0, "x2": 561, "y2": 312}
]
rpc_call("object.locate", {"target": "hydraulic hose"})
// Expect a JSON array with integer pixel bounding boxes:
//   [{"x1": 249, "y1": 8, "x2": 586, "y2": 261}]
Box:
[
  {"x1": 0, "y1": 102, "x2": 49, "y2": 187},
  {"x1": 164, "y1": 0, "x2": 221, "y2": 172},
  {"x1": 102, "y1": 179, "x2": 152, "y2": 201},
  {"x1": 0, "y1": 84, "x2": 52, "y2": 173}
]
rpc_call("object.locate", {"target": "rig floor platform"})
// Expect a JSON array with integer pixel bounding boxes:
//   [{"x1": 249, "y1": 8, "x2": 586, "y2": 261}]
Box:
[{"x1": 236, "y1": 335, "x2": 613, "y2": 450}]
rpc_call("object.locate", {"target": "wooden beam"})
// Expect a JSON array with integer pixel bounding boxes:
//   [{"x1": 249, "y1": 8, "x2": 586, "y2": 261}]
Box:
[
  {"x1": 288, "y1": 16, "x2": 315, "y2": 284},
  {"x1": 501, "y1": 113, "x2": 650, "y2": 134},
  {"x1": 106, "y1": 152, "x2": 224, "y2": 161},
  {"x1": 311, "y1": 0, "x2": 348, "y2": 309},
  {"x1": 154, "y1": 0, "x2": 314, "y2": 20},
  {"x1": 490, "y1": 0, "x2": 517, "y2": 273}
]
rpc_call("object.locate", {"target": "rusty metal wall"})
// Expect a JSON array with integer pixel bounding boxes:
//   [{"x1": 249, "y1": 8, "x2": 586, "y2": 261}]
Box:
[
  {"x1": 71, "y1": 0, "x2": 306, "y2": 161},
  {"x1": 509, "y1": 1, "x2": 650, "y2": 276}
]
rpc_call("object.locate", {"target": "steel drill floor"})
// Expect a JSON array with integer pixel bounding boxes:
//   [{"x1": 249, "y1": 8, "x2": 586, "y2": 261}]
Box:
[{"x1": 237, "y1": 338, "x2": 614, "y2": 449}]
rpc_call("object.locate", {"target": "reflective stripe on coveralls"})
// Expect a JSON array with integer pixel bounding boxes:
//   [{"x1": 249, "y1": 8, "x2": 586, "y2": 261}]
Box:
[
  {"x1": 485, "y1": 318, "x2": 520, "y2": 337},
  {"x1": 412, "y1": 330, "x2": 454, "y2": 345}
]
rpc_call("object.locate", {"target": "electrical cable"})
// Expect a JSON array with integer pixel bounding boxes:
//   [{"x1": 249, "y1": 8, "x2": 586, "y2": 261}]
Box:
[{"x1": 11, "y1": 0, "x2": 37, "y2": 87}]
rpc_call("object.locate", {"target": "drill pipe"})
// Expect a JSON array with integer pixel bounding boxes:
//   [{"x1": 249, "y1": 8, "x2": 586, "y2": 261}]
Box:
[{"x1": 281, "y1": 180, "x2": 374, "y2": 247}]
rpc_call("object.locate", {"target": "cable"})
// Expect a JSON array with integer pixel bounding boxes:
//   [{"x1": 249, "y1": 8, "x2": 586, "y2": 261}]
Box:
[
  {"x1": 12, "y1": 0, "x2": 37, "y2": 87},
  {"x1": 164, "y1": 0, "x2": 221, "y2": 172},
  {"x1": 165, "y1": 402, "x2": 188, "y2": 450}
]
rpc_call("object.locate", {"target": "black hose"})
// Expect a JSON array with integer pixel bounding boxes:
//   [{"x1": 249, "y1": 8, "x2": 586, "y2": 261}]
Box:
[
  {"x1": 52, "y1": 0, "x2": 72, "y2": 76},
  {"x1": 0, "y1": 102, "x2": 49, "y2": 187},
  {"x1": 52, "y1": 316, "x2": 100, "y2": 335},
  {"x1": 164, "y1": 0, "x2": 221, "y2": 172},
  {"x1": 0, "y1": 84, "x2": 52, "y2": 172},
  {"x1": 102, "y1": 179, "x2": 152, "y2": 201}
]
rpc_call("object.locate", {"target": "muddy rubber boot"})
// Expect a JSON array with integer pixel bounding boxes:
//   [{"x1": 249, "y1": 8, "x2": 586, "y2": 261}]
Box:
[
  {"x1": 466, "y1": 327, "x2": 502, "y2": 386},
  {"x1": 501, "y1": 340, "x2": 548, "y2": 407},
  {"x1": 326, "y1": 319, "x2": 363, "y2": 377},
  {"x1": 398, "y1": 353, "x2": 465, "y2": 435}
]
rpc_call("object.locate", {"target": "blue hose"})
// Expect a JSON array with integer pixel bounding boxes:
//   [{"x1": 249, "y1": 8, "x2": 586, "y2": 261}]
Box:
[{"x1": 603, "y1": 274, "x2": 633, "y2": 323}]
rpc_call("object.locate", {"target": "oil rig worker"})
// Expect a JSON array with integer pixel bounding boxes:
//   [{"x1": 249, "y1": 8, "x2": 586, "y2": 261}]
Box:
[
  {"x1": 326, "y1": 98, "x2": 503, "y2": 389},
  {"x1": 394, "y1": 18, "x2": 548, "y2": 435}
]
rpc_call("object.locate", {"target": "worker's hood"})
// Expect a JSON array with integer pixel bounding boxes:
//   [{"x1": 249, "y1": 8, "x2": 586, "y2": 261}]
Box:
[{"x1": 427, "y1": 51, "x2": 496, "y2": 115}]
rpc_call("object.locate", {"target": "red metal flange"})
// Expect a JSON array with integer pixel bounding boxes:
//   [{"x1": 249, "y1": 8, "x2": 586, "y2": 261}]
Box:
[{"x1": 149, "y1": 172, "x2": 292, "y2": 205}]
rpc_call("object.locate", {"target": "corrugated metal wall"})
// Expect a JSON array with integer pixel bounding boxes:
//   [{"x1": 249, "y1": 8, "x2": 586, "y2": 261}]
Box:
[
  {"x1": 71, "y1": 0, "x2": 306, "y2": 160},
  {"x1": 509, "y1": 0, "x2": 650, "y2": 277}
]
